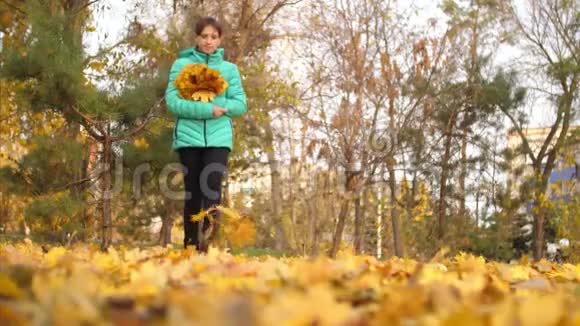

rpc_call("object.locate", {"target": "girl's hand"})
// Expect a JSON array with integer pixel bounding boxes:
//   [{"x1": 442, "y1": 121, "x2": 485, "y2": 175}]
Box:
[{"x1": 212, "y1": 106, "x2": 228, "y2": 118}]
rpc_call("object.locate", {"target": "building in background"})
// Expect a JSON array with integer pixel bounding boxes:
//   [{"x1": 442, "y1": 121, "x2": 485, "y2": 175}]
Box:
[
  {"x1": 507, "y1": 126, "x2": 579, "y2": 201},
  {"x1": 507, "y1": 126, "x2": 578, "y2": 257}
]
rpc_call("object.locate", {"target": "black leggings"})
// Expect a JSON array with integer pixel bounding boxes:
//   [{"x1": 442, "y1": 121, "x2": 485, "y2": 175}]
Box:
[{"x1": 178, "y1": 146, "x2": 229, "y2": 249}]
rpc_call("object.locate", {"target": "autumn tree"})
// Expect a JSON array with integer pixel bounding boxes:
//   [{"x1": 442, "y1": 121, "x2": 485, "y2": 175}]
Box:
[
  {"x1": 0, "y1": 0, "x2": 70, "y2": 238},
  {"x1": 503, "y1": 0, "x2": 579, "y2": 261},
  {"x1": 0, "y1": 0, "x2": 166, "y2": 250},
  {"x1": 296, "y1": 0, "x2": 449, "y2": 257}
]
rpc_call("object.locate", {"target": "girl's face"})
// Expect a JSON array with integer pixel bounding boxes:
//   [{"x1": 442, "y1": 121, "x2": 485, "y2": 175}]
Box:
[{"x1": 196, "y1": 25, "x2": 222, "y2": 54}]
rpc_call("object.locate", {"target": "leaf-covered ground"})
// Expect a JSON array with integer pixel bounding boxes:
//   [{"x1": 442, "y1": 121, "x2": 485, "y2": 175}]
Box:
[{"x1": 1, "y1": 241, "x2": 579, "y2": 325}]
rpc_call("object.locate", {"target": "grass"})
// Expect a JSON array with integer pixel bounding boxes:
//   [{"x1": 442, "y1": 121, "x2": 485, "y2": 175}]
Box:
[{"x1": 229, "y1": 247, "x2": 289, "y2": 258}]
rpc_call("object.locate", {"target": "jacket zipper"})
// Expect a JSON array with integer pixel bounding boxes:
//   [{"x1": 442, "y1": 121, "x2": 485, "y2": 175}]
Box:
[
  {"x1": 204, "y1": 53, "x2": 209, "y2": 147},
  {"x1": 203, "y1": 121, "x2": 207, "y2": 146},
  {"x1": 174, "y1": 118, "x2": 179, "y2": 139}
]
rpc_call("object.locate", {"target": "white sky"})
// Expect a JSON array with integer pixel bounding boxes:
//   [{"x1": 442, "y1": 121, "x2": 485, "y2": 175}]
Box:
[{"x1": 85, "y1": 0, "x2": 133, "y2": 56}]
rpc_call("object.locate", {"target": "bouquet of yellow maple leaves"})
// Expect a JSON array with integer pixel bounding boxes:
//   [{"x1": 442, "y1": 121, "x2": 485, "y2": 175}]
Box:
[
  {"x1": 190, "y1": 204, "x2": 256, "y2": 251},
  {"x1": 174, "y1": 63, "x2": 228, "y2": 102}
]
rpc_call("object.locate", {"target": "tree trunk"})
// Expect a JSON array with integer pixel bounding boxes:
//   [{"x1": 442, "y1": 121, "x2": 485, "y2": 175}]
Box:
[
  {"x1": 387, "y1": 161, "x2": 403, "y2": 257},
  {"x1": 159, "y1": 215, "x2": 173, "y2": 246},
  {"x1": 407, "y1": 173, "x2": 417, "y2": 219},
  {"x1": 353, "y1": 193, "x2": 363, "y2": 254},
  {"x1": 311, "y1": 173, "x2": 329, "y2": 256},
  {"x1": 59, "y1": 0, "x2": 89, "y2": 50},
  {"x1": 492, "y1": 143, "x2": 498, "y2": 211},
  {"x1": 438, "y1": 145, "x2": 450, "y2": 240},
  {"x1": 311, "y1": 227, "x2": 321, "y2": 256},
  {"x1": 306, "y1": 199, "x2": 317, "y2": 256},
  {"x1": 0, "y1": 191, "x2": 7, "y2": 233},
  {"x1": 531, "y1": 164, "x2": 550, "y2": 261},
  {"x1": 328, "y1": 171, "x2": 356, "y2": 258},
  {"x1": 438, "y1": 113, "x2": 456, "y2": 240},
  {"x1": 475, "y1": 188, "x2": 480, "y2": 227},
  {"x1": 267, "y1": 149, "x2": 289, "y2": 252},
  {"x1": 100, "y1": 138, "x2": 113, "y2": 251},
  {"x1": 63, "y1": 119, "x2": 89, "y2": 240},
  {"x1": 531, "y1": 154, "x2": 556, "y2": 261},
  {"x1": 461, "y1": 0, "x2": 479, "y2": 221},
  {"x1": 223, "y1": 173, "x2": 231, "y2": 207},
  {"x1": 532, "y1": 189, "x2": 546, "y2": 261},
  {"x1": 76, "y1": 136, "x2": 92, "y2": 241},
  {"x1": 361, "y1": 189, "x2": 370, "y2": 254},
  {"x1": 459, "y1": 128, "x2": 467, "y2": 219},
  {"x1": 376, "y1": 187, "x2": 384, "y2": 259},
  {"x1": 310, "y1": 192, "x2": 322, "y2": 256},
  {"x1": 329, "y1": 200, "x2": 350, "y2": 258}
]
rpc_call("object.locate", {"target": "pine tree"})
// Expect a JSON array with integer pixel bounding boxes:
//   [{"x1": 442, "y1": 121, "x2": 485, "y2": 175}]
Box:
[{"x1": 0, "y1": 0, "x2": 166, "y2": 249}]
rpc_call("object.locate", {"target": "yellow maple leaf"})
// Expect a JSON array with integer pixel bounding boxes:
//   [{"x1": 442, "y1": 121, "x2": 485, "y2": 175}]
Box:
[
  {"x1": 518, "y1": 293, "x2": 565, "y2": 326},
  {"x1": 260, "y1": 284, "x2": 354, "y2": 326},
  {"x1": 454, "y1": 252, "x2": 487, "y2": 274},
  {"x1": 430, "y1": 246, "x2": 451, "y2": 263},
  {"x1": 190, "y1": 208, "x2": 212, "y2": 222},
  {"x1": 0, "y1": 304, "x2": 28, "y2": 326},
  {"x1": 0, "y1": 273, "x2": 24, "y2": 299},
  {"x1": 548, "y1": 263, "x2": 580, "y2": 281},
  {"x1": 442, "y1": 306, "x2": 485, "y2": 326},
  {"x1": 292, "y1": 257, "x2": 338, "y2": 286},
  {"x1": 217, "y1": 205, "x2": 242, "y2": 220},
  {"x1": 496, "y1": 263, "x2": 532, "y2": 283},
  {"x1": 191, "y1": 90, "x2": 217, "y2": 102},
  {"x1": 533, "y1": 259, "x2": 554, "y2": 273},
  {"x1": 44, "y1": 246, "x2": 68, "y2": 267},
  {"x1": 489, "y1": 297, "x2": 518, "y2": 326},
  {"x1": 88, "y1": 61, "x2": 106, "y2": 72},
  {"x1": 124, "y1": 260, "x2": 168, "y2": 304},
  {"x1": 225, "y1": 217, "x2": 257, "y2": 248},
  {"x1": 132, "y1": 137, "x2": 149, "y2": 150},
  {"x1": 92, "y1": 251, "x2": 120, "y2": 273}
]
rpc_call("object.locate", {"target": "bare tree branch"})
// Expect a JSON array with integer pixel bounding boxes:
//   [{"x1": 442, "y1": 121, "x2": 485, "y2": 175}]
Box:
[
  {"x1": 0, "y1": 0, "x2": 24, "y2": 15},
  {"x1": 112, "y1": 97, "x2": 164, "y2": 142},
  {"x1": 69, "y1": 105, "x2": 105, "y2": 141}
]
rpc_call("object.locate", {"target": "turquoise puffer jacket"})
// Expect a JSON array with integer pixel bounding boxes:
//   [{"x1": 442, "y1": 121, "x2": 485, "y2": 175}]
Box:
[{"x1": 165, "y1": 47, "x2": 247, "y2": 152}]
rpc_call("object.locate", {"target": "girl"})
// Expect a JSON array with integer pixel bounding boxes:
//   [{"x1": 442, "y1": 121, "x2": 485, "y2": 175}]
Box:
[{"x1": 165, "y1": 16, "x2": 247, "y2": 252}]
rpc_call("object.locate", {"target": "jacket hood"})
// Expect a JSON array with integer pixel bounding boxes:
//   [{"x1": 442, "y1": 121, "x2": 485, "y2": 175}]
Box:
[{"x1": 177, "y1": 47, "x2": 225, "y2": 65}]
